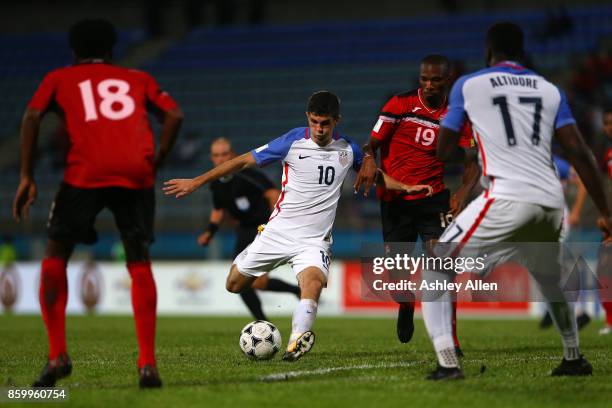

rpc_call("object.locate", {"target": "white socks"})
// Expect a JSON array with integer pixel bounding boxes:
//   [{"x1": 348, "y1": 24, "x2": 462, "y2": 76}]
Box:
[
  {"x1": 289, "y1": 299, "x2": 318, "y2": 344},
  {"x1": 421, "y1": 269, "x2": 459, "y2": 368}
]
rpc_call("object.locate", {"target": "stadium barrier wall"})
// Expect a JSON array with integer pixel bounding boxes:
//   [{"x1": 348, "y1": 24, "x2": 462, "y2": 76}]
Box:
[{"x1": 1, "y1": 261, "x2": 602, "y2": 317}]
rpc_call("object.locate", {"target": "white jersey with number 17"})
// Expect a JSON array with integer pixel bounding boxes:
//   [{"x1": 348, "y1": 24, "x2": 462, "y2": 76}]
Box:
[{"x1": 442, "y1": 61, "x2": 576, "y2": 209}]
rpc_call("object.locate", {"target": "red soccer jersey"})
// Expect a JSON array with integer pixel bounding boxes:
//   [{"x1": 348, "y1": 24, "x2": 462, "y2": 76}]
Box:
[
  {"x1": 28, "y1": 61, "x2": 178, "y2": 189},
  {"x1": 371, "y1": 88, "x2": 473, "y2": 201}
]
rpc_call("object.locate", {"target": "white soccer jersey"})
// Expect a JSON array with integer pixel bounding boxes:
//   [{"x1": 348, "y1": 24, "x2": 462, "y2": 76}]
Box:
[
  {"x1": 251, "y1": 127, "x2": 363, "y2": 244},
  {"x1": 442, "y1": 61, "x2": 576, "y2": 209}
]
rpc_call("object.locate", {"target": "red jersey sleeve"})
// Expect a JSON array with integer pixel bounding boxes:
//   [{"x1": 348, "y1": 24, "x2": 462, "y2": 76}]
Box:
[
  {"x1": 28, "y1": 71, "x2": 58, "y2": 112},
  {"x1": 457, "y1": 120, "x2": 475, "y2": 148},
  {"x1": 144, "y1": 73, "x2": 178, "y2": 112},
  {"x1": 371, "y1": 96, "x2": 403, "y2": 142}
]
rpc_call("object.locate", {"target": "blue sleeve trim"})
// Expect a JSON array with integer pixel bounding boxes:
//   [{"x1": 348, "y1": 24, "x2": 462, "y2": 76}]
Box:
[
  {"x1": 346, "y1": 137, "x2": 364, "y2": 171},
  {"x1": 251, "y1": 128, "x2": 304, "y2": 167},
  {"x1": 441, "y1": 75, "x2": 469, "y2": 132},
  {"x1": 554, "y1": 88, "x2": 576, "y2": 130}
]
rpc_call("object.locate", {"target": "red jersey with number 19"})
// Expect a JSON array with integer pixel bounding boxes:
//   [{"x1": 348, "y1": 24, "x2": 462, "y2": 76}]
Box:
[
  {"x1": 371, "y1": 88, "x2": 473, "y2": 201},
  {"x1": 28, "y1": 61, "x2": 178, "y2": 189}
]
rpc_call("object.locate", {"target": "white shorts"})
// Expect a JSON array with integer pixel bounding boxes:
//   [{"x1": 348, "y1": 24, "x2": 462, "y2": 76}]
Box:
[
  {"x1": 437, "y1": 193, "x2": 564, "y2": 276},
  {"x1": 233, "y1": 229, "x2": 332, "y2": 280}
]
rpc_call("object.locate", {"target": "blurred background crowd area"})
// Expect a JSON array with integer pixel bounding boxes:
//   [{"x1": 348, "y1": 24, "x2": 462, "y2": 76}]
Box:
[{"x1": 0, "y1": 0, "x2": 611, "y2": 261}]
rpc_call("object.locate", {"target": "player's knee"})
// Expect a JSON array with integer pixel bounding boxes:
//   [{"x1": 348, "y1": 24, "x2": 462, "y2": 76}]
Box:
[
  {"x1": 123, "y1": 238, "x2": 150, "y2": 262},
  {"x1": 45, "y1": 239, "x2": 74, "y2": 260},
  {"x1": 226, "y1": 266, "x2": 244, "y2": 293},
  {"x1": 226, "y1": 282, "x2": 241, "y2": 293},
  {"x1": 225, "y1": 276, "x2": 242, "y2": 293}
]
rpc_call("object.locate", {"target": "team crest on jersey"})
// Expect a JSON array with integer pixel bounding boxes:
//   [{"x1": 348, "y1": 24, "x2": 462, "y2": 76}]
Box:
[{"x1": 338, "y1": 151, "x2": 350, "y2": 167}]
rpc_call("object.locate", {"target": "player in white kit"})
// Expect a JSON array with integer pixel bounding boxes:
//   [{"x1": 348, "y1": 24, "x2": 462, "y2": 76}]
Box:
[
  {"x1": 421, "y1": 23, "x2": 612, "y2": 380},
  {"x1": 164, "y1": 91, "x2": 432, "y2": 361}
]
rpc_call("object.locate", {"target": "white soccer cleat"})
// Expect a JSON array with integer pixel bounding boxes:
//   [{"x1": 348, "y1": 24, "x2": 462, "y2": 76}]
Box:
[
  {"x1": 599, "y1": 326, "x2": 612, "y2": 335},
  {"x1": 282, "y1": 331, "x2": 315, "y2": 362}
]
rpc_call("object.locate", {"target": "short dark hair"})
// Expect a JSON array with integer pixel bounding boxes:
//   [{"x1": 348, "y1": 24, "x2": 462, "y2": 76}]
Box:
[
  {"x1": 307, "y1": 91, "x2": 340, "y2": 119},
  {"x1": 603, "y1": 106, "x2": 612, "y2": 116},
  {"x1": 486, "y1": 22, "x2": 524, "y2": 60},
  {"x1": 69, "y1": 19, "x2": 117, "y2": 59},
  {"x1": 420, "y1": 54, "x2": 450, "y2": 73}
]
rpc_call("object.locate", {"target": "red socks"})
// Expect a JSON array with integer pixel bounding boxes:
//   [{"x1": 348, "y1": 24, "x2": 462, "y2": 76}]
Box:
[
  {"x1": 451, "y1": 302, "x2": 460, "y2": 349},
  {"x1": 39, "y1": 257, "x2": 68, "y2": 360},
  {"x1": 127, "y1": 261, "x2": 158, "y2": 368},
  {"x1": 602, "y1": 301, "x2": 612, "y2": 326}
]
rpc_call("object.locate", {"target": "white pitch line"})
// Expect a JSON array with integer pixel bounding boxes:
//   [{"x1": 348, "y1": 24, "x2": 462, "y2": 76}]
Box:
[
  {"x1": 259, "y1": 355, "x2": 562, "y2": 382},
  {"x1": 260, "y1": 361, "x2": 420, "y2": 382}
]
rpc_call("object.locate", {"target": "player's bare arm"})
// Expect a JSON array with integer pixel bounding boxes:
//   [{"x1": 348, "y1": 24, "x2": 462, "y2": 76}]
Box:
[
  {"x1": 264, "y1": 188, "x2": 281, "y2": 211},
  {"x1": 451, "y1": 149, "x2": 481, "y2": 215},
  {"x1": 376, "y1": 169, "x2": 433, "y2": 196},
  {"x1": 164, "y1": 152, "x2": 257, "y2": 198},
  {"x1": 153, "y1": 108, "x2": 183, "y2": 171},
  {"x1": 555, "y1": 123, "x2": 611, "y2": 240},
  {"x1": 436, "y1": 126, "x2": 464, "y2": 162},
  {"x1": 198, "y1": 208, "x2": 224, "y2": 246},
  {"x1": 568, "y1": 171, "x2": 587, "y2": 226},
  {"x1": 13, "y1": 108, "x2": 43, "y2": 222},
  {"x1": 353, "y1": 138, "x2": 381, "y2": 196}
]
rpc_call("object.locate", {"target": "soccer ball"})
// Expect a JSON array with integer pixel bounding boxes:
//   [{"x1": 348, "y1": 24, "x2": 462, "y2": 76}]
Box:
[{"x1": 239, "y1": 320, "x2": 282, "y2": 360}]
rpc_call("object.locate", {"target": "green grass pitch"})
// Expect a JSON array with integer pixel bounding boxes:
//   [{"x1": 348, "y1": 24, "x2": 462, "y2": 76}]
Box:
[{"x1": 1, "y1": 315, "x2": 611, "y2": 407}]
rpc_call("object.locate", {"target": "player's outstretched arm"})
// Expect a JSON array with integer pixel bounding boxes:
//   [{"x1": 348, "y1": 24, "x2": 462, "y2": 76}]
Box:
[
  {"x1": 13, "y1": 108, "x2": 42, "y2": 222},
  {"x1": 354, "y1": 138, "x2": 381, "y2": 197},
  {"x1": 376, "y1": 169, "x2": 433, "y2": 196},
  {"x1": 437, "y1": 127, "x2": 464, "y2": 162},
  {"x1": 164, "y1": 152, "x2": 257, "y2": 198},
  {"x1": 451, "y1": 149, "x2": 481, "y2": 215},
  {"x1": 556, "y1": 124, "x2": 611, "y2": 241},
  {"x1": 154, "y1": 108, "x2": 183, "y2": 171}
]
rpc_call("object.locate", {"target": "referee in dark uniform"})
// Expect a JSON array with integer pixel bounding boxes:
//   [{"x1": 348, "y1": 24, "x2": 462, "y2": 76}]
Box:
[{"x1": 198, "y1": 137, "x2": 300, "y2": 320}]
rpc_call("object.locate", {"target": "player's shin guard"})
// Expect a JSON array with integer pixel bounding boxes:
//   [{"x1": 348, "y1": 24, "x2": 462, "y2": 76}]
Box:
[
  {"x1": 289, "y1": 299, "x2": 317, "y2": 344},
  {"x1": 128, "y1": 262, "x2": 157, "y2": 368},
  {"x1": 39, "y1": 257, "x2": 68, "y2": 360},
  {"x1": 422, "y1": 270, "x2": 459, "y2": 368}
]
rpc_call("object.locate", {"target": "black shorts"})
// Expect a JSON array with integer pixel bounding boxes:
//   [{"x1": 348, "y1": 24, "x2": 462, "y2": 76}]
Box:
[
  {"x1": 380, "y1": 189, "x2": 452, "y2": 244},
  {"x1": 47, "y1": 182, "x2": 155, "y2": 245},
  {"x1": 233, "y1": 226, "x2": 259, "y2": 258}
]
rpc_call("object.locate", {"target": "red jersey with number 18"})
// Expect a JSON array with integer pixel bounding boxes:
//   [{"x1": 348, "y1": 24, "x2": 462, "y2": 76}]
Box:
[
  {"x1": 371, "y1": 88, "x2": 473, "y2": 201},
  {"x1": 28, "y1": 61, "x2": 178, "y2": 189}
]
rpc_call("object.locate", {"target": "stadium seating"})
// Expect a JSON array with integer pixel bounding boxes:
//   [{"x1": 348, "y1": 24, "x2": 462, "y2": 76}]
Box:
[{"x1": 1, "y1": 7, "x2": 611, "y2": 258}]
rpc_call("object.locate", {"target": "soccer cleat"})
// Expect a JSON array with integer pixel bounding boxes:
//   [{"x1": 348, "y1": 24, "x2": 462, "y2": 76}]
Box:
[
  {"x1": 455, "y1": 346, "x2": 464, "y2": 358},
  {"x1": 599, "y1": 326, "x2": 612, "y2": 335},
  {"x1": 576, "y1": 313, "x2": 591, "y2": 330},
  {"x1": 426, "y1": 365, "x2": 465, "y2": 380},
  {"x1": 282, "y1": 331, "x2": 315, "y2": 362},
  {"x1": 32, "y1": 353, "x2": 72, "y2": 387},
  {"x1": 396, "y1": 303, "x2": 415, "y2": 343},
  {"x1": 550, "y1": 355, "x2": 593, "y2": 376},
  {"x1": 139, "y1": 365, "x2": 162, "y2": 388}
]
